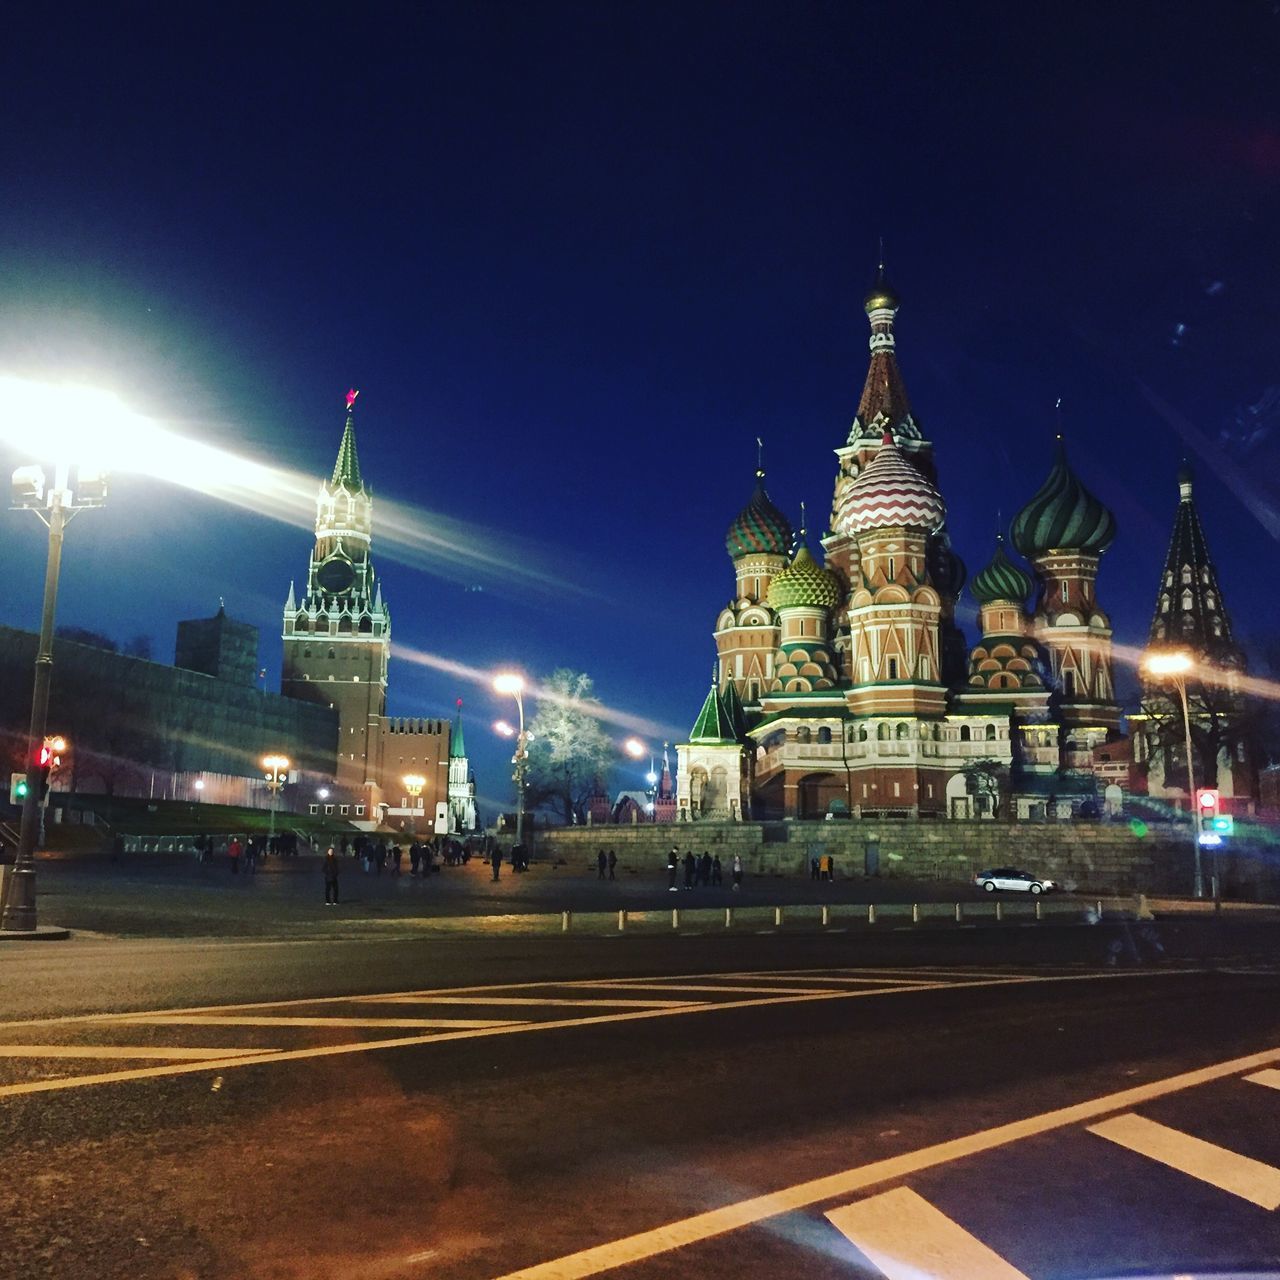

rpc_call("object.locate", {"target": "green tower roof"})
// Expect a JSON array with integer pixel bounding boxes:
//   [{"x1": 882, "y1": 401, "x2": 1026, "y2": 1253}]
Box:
[
  {"x1": 689, "y1": 683, "x2": 737, "y2": 743},
  {"x1": 766, "y1": 542, "x2": 842, "y2": 611},
  {"x1": 1011, "y1": 437, "x2": 1115, "y2": 559},
  {"x1": 971, "y1": 534, "x2": 1035, "y2": 605},
  {"x1": 449, "y1": 701, "x2": 466, "y2": 759},
  {"x1": 331, "y1": 411, "x2": 363, "y2": 490},
  {"x1": 720, "y1": 679, "x2": 748, "y2": 738}
]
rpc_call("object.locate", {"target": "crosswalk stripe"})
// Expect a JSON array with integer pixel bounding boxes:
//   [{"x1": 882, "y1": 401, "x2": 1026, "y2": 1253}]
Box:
[
  {"x1": 119, "y1": 1015, "x2": 521, "y2": 1029},
  {"x1": 573, "y1": 982, "x2": 845, "y2": 996},
  {"x1": 1087, "y1": 1113, "x2": 1280, "y2": 1209},
  {"x1": 363, "y1": 995, "x2": 698, "y2": 1008},
  {"x1": 826, "y1": 1186, "x2": 1030, "y2": 1279},
  {"x1": 1245, "y1": 1068, "x2": 1280, "y2": 1092},
  {"x1": 0, "y1": 1044, "x2": 267, "y2": 1060}
]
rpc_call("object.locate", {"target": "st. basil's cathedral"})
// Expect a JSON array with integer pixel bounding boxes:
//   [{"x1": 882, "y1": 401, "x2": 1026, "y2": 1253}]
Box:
[{"x1": 676, "y1": 267, "x2": 1257, "y2": 823}]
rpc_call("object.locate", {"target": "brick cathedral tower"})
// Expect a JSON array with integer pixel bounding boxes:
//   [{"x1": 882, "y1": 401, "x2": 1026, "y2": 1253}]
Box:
[{"x1": 281, "y1": 391, "x2": 391, "y2": 808}]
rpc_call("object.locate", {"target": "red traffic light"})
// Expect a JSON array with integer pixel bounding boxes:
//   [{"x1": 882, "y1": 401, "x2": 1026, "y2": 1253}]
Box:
[
  {"x1": 36, "y1": 743, "x2": 52, "y2": 769},
  {"x1": 1197, "y1": 789, "x2": 1220, "y2": 811}
]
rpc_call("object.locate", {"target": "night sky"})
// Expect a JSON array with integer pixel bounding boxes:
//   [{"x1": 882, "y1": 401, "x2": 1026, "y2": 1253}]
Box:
[{"x1": 1, "y1": 3, "x2": 1277, "y2": 814}]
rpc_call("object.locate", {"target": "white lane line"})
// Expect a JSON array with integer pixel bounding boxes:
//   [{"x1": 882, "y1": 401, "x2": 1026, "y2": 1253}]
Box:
[
  {"x1": 1087, "y1": 1113, "x2": 1280, "y2": 1209},
  {"x1": 120, "y1": 1015, "x2": 522, "y2": 1030},
  {"x1": 0, "y1": 971, "x2": 1127, "y2": 1100},
  {"x1": 826, "y1": 1186, "x2": 1030, "y2": 1279},
  {"x1": 0, "y1": 1044, "x2": 268, "y2": 1060},
  {"x1": 491, "y1": 1034, "x2": 1274, "y2": 1280},
  {"x1": 1246, "y1": 1068, "x2": 1280, "y2": 1092},
  {"x1": 362, "y1": 995, "x2": 699, "y2": 1009},
  {"x1": 572, "y1": 983, "x2": 846, "y2": 996}
]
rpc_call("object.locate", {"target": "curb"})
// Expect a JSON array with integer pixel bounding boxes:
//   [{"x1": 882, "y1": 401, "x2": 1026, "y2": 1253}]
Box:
[{"x1": 0, "y1": 925, "x2": 72, "y2": 942}]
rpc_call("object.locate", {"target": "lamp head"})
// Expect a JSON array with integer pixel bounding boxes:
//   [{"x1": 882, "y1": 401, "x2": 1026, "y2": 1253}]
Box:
[
  {"x1": 493, "y1": 673, "x2": 525, "y2": 696},
  {"x1": 1144, "y1": 650, "x2": 1193, "y2": 677}
]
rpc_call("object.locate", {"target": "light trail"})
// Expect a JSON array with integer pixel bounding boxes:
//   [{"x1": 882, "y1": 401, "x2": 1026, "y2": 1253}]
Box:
[
  {"x1": 0, "y1": 375, "x2": 594, "y2": 599},
  {"x1": 393, "y1": 643, "x2": 684, "y2": 741}
]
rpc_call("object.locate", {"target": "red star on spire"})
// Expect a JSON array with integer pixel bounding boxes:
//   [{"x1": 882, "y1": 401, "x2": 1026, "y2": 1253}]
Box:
[{"x1": 345, "y1": 388, "x2": 359, "y2": 411}]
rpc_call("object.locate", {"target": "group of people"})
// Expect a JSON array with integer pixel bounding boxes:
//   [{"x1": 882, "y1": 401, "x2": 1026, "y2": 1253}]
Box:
[
  {"x1": 595, "y1": 849, "x2": 618, "y2": 880},
  {"x1": 667, "y1": 847, "x2": 743, "y2": 891}
]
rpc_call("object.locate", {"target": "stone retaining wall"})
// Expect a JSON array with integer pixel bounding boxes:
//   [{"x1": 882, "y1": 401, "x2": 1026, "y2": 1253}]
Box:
[{"x1": 536, "y1": 820, "x2": 1280, "y2": 898}]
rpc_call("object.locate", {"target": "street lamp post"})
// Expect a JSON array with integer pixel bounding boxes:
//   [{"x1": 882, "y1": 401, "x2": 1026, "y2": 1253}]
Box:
[
  {"x1": 403, "y1": 773, "x2": 425, "y2": 834},
  {"x1": 493, "y1": 674, "x2": 528, "y2": 848},
  {"x1": 2, "y1": 460, "x2": 107, "y2": 933},
  {"x1": 262, "y1": 755, "x2": 290, "y2": 846},
  {"x1": 1143, "y1": 650, "x2": 1203, "y2": 899}
]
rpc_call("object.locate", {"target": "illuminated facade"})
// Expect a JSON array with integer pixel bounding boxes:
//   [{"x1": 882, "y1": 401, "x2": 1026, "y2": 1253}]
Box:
[{"x1": 679, "y1": 268, "x2": 1123, "y2": 821}]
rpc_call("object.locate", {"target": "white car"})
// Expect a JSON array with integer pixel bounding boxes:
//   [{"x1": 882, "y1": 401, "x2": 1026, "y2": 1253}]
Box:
[{"x1": 974, "y1": 867, "x2": 1057, "y2": 895}]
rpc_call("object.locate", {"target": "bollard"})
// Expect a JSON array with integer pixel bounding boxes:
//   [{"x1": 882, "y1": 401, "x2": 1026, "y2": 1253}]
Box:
[
  {"x1": 725, "y1": 907, "x2": 733, "y2": 929},
  {"x1": 994, "y1": 901, "x2": 1003, "y2": 923},
  {"x1": 821, "y1": 905, "x2": 830, "y2": 928},
  {"x1": 954, "y1": 902, "x2": 964, "y2": 924},
  {"x1": 774, "y1": 906, "x2": 784, "y2": 928},
  {"x1": 911, "y1": 902, "x2": 920, "y2": 925},
  {"x1": 1035, "y1": 899, "x2": 1043, "y2": 921},
  {"x1": 618, "y1": 909, "x2": 627, "y2": 932},
  {"x1": 672, "y1": 908, "x2": 680, "y2": 930},
  {"x1": 1096, "y1": 900, "x2": 1104, "y2": 919},
  {"x1": 561, "y1": 910, "x2": 572, "y2": 933},
  {"x1": 867, "y1": 903, "x2": 877, "y2": 925}
]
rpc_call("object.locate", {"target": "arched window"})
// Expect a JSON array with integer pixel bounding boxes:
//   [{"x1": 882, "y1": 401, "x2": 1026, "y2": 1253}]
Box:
[
  {"x1": 303, "y1": 647, "x2": 312, "y2": 658},
  {"x1": 887, "y1": 657, "x2": 899, "y2": 680},
  {"x1": 338, "y1": 615, "x2": 353, "y2": 634},
  {"x1": 327, "y1": 647, "x2": 336, "y2": 660},
  {"x1": 358, "y1": 614, "x2": 373, "y2": 633},
  {"x1": 876, "y1": 723, "x2": 889, "y2": 741},
  {"x1": 1181, "y1": 590, "x2": 1193, "y2": 610},
  {"x1": 796, "y1": 727, "x2": 811, "y2": 743},
  {"x1": 1181, "y1": 565, "x2": 1192, "y2": 585},
  {"x1": 1063, "y1": 670, "x2": 1076, "y2": 698},
  {"x1": 985, "y1": 723, "x2": 997, "y2": 741},
  {"x1": 1213, "y1": 617, "x2": 1223, "y2": 636},
  {"x1": 1205, "y1": 593, "x2": 1215, "y2": 610},
  {"x1": 960, "y1": 725, "x2": 971, "y2": 742},
  {"x1": 1161, "y1": 595, "x2": 1170, "y2": 614},
  {"x1": 1165, "y1": 571, "x2": 1173, "y2": 587},
  {"x1": 1201, "y1": 567, "x2": 1210, "y2": 583},
  {"x1": 817, "y1": 727, "x2": 832, "y2": 744},
  {"x1": 895, "y1": 722, "x2": 909, "y2": 740},
  {"x1": 858, "y1": 725, "x2": 869, "y2": 742}
]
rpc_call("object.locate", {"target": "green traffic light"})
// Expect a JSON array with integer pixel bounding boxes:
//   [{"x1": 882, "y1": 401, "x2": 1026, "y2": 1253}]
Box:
[{"x1": 15, "y1": 781, "x2": 27, "y2": 799}]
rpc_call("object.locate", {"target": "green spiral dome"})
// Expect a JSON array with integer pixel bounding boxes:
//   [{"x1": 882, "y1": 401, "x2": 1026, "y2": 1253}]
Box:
[
  {"x1": 1011, "y1": 438, "x2": 1116, "y2": 558},
  {"x1": 971, "y1": 535, "x2": 1035, "y2": 604},
  {"x1": 767, "y1": 544, "x2": 842, "y2": 611},
  {"x1": 726, "y1": 471, "x2": 793, "y2": 560}
]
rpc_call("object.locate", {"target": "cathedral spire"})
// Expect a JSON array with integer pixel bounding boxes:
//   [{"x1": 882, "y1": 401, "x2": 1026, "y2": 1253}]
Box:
[
  {"x1": 848, "y1": 254, "x2": 920, "y2": 444},
  {"x1": 331, "y1": 389, "x2": 363, "y2": 490},
  {"x1": 450, "y1": 698, "x2": 467, "y2": 760},
  {"x1": 1149, "y1": 460, "x2": 1240, "y2": 664}
]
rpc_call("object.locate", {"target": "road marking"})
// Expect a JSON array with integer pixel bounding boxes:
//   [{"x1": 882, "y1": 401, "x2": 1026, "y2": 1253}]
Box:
[
  {"x1": 826, "y1": 1186, "x2": 1030, "y2": 1279},
  {"x1": 120, "y1": 1015, "x2": 522, "y2": 1030},
  {"x1": 1087, "y1": 1113, "x2": 1280, "y2": 1209},
  {"x1": 0, "y1": 971, "x2": 1143, "y2": 1100},
  {"x1": 492, "y1": 1041, "x2": 1280, "y2": 1280},
  {"x1": 0, "y1": 1044, "x2": 267, "y2": 1060},
  {"x1": 364, "y1": 995, "x2": 699, "y2": 1009},
  {"x1": 1246, "y1": 1068, "x2": 1280, "y2": 1092},
  {"x1": 573, "y1": 982, "x2": 847, "y2": 996}
]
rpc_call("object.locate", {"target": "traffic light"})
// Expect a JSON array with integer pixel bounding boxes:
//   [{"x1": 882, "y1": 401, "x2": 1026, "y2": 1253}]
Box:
[
  {"x1": 33, "y1": 735, "x2": 66, "y2": 801},
  {"x1": 1196, "y1": 788, "x2": 1222, "y2": 847},
  {"x1": 8, "y1": 772, "x2": 28, "y2": 805}
]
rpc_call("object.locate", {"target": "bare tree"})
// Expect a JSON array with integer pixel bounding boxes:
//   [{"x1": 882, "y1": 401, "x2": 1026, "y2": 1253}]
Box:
[{"x1": 524, "y1": 669, "x2": 616, "y2": 825}]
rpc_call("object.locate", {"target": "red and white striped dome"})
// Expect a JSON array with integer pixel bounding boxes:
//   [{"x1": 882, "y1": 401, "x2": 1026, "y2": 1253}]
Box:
[{"x1": 836, "y1": 434, "x2": 945, "y2": 535}]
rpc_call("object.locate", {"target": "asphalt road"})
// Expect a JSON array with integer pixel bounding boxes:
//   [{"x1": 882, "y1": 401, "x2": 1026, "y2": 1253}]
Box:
[
  {"x1": 3, "y1": 926, "x2": 1280, "y2": 1278},
  {"x1": 29, "y1": 853, "x2": 1044, "y2": 938}
]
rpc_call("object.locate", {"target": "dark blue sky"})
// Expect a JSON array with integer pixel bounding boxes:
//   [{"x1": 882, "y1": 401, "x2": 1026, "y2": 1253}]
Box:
[{"x1": 1, "y1": 3, "x2": 1277, "y2": 811}]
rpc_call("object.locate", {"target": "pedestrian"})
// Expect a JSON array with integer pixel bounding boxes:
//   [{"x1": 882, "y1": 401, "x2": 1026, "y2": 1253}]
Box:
[
  {"x1": 711, "y1": 854, "x2": 722, "y2": 886},
  {"x1": 376, "y1": 841, "x2": 387, "y2": 875},
  {"x1": 597, "y1": 849, "x2": 607, "y2": 880},
  {"x1": 820, "y1": 853, "x2": 833, "y2": 882},
  {"x1": 732, "y1": 853, "x2": 743, "y2": 890},
  {"x1": 323, "y1": 845, "x2": 340, "y2": 905},
  {"x1": 607, "y1": 849, "x2": 617, "y2": 880},
  {"x1": 393, "y1": 844, "x2": 404, "y2": 875},
  {"x1": 409, "y1": 841, "x2": 421, "y2": 876},
  {"x1": 228, "y1": 835, "x2": 242, "y2": 875},
  {"x1": 683, "y1": 850, "x2": 696, "y2": 889},
  {"x1": 491, "y1": 844, "x2": 502, "y2": 882},
  {"x1": 245, "y1": 837, "x2": 258, "y2": 875},
  {"x1": 667, "y1": 847, "x2": 679, "y2": 892},
  {"x1": 699, "y1": 851, "x2": 712, "y2": 886},
  {"x1": 811, "y1": 857, "x2": 820, "y2": 880}
]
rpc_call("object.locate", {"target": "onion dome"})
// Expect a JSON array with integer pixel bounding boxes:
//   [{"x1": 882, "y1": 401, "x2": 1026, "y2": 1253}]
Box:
[
  {"x1": 1011, "y1": 438, "x2": 1116, "y2": 559},
  {"x1": 837, "y1": 433, "x2": 945, "y2": 536},
  {"x1": 971, "y1": 534, "x2": 1034, "y2": 605},
  {"x1": 726, "y1": 470, "x2": 792, "y2": 560},
  {"x1": 864, "y1": 262, "x2": 900, "y2": 313},
  {"x1": 767, "y1": 543, "x2": 842, "y2": 611}
]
